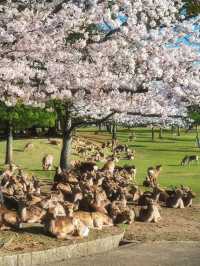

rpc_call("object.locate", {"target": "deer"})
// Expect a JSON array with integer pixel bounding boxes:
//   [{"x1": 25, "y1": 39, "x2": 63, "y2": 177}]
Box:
[
  {"x1": 24, "y1": 142, "x2": 34, "y2": 151},
  {"x1": 18, "y1": 200, "x2": 47, "y2": 224},
  {"x1": 77, "y1": 161, "x2": 98, "y2": 173},
  {"x1": 42, "y1": 154, "x2": 54, "y2": 170},
  {"x1": 114, "y1": 144, "x2": 128, "y2": 153},
  {"x1": 42, "y1": 208, "x2": 89, "y2": 239},
  {"x1": 144, "y1": 165, "x2": 162, "y2": 187},
  {"x1": 166, "y1": 189, "x2": 185, "y2": 208},
  {"x1": 181, "y1": 186, "x2": 196, "y2": 207},
  {"x1": 139, "y1": 198, "x2": 161, "y2": 223},
  {"x1": 0, "y1": 202, "x2": 21, "y2": 230},
  {"x1": 67, "y1": 209, "x2": 113, "y2": 230},
  {"x1": 181, "y1": 155, "x2": 198, "y2": 166},
  {"x1": 101, "y1": 157, "x2": 117, "y2": 174},
  {"x1": 108, "y1": 200, "x2": 135, "y2": 225}
]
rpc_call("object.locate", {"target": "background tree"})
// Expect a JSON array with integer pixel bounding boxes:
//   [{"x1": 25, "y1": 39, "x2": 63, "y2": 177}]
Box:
[
  {"x1": 0, "y1": 0, "x2": 199, "y2": 170},
  {"x1": 0, "y1": 103, "x2": 56, "y2": 164}
]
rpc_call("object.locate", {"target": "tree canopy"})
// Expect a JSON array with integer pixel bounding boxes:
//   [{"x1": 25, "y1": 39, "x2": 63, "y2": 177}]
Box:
[{"x1": 0, "y1": 103, "x2": 56, "y2": 130}]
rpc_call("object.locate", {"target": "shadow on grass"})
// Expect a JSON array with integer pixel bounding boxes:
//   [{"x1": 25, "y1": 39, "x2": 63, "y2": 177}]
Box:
[
  {"x1": 147, "y1": 148, "x2": 196, "y2": 153},
  {"x1": 13, "y1": 149, "x2": 24, "y2": 152},
  {"x1": 30, "y1": 169, "x2": 55, "y2": 172},
  {"x1": 128, "y1": 144, "x2": 146, "y2": 148}
]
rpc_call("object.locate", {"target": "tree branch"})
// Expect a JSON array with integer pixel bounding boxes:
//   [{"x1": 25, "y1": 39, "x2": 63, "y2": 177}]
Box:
[
  {"x1": 127, "y1": 112, "x2": 184, "y2": 119},
  {"x1": 70, "y1": 110, "x2": 117, "y2": 132}
]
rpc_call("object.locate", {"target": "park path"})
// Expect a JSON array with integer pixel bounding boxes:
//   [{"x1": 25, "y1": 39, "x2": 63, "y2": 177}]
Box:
[{"x1": 46, "y1": 241, "x2": 200, "y2": 266}]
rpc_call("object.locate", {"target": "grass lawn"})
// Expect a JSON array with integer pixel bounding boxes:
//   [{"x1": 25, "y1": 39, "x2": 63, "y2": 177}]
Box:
[
  {"x1": 0, "y1": 127, "x2": 200, "y2": 198},
  {"x1": 1, "y1": 127, "x2": 200, "y2": 251}
]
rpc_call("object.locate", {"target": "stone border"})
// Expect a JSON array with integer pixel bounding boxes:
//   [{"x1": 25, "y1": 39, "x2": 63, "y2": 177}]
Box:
[{"x1": 0, "y1": 233, "x2": 124, "y2": 266}]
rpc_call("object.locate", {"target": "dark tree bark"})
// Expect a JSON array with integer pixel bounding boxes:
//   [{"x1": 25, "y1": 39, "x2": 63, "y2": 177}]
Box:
[
  {"x1": 59, "y1": 109, "x2": 116, "y2": 170},
  {"x1": 60, "y1": 111, "x2": 72, "y2": 171},
  {"x1": 112, "y1": 122, "x2": 117, "y2": 140},
  {"x1": 177, "y1": 126, "x2": 180, "y2": 136},
  {"x1": 171, "y1": 125, "x2": 175, "y2": 135},
  {"x1": 5, "y1": 125, "x2": 13, "y2": 165},
  {"x1": 159, "y1": 127, "x2": 163, "y2": 139},
  {"x1": 151, "y1": 127, "x2": 155, "y2": 141},
  {"x1": 112, "y1": 122, "x2": 117, "y2": 150}
]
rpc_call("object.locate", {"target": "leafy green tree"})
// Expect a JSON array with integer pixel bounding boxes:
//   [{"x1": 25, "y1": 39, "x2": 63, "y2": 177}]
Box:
[
  {"x1": 184, "y1": 0, "x2": 200, "y2": 16},
  {"x1": 0, "y1": 103, "x2": 56, "y2": 164}
]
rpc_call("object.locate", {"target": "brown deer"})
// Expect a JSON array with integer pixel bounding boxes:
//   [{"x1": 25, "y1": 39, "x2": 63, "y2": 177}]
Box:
[
  {"x1": 24, "y1": 142, "x2": 34, "y2": 151},
  {"x1": 166, "y1": 189, "x2": 184, "y2": 208},
  {"x1": 69, "y1": 211, "x2": 113, "y2": 230},
  {"x1": 0, "y1": 202, "x2": 20, "y2": 230},
  {"x1": 42, "y1": 154, "x2": 54, "y2": 170},
  {"x1": 139, "y1": 199, "x2": 161, "y2": 223},
  {"x1": 77, "y1": 161, "x2": 98, "y2": 173},
  {"x1": 42, "y1": 208, "x2": 89, "y2": 239},
  {"x1": 101, "y1": 157, "x2": 116, "y2": 174},
  {"x1": 181, "y1": 186, "x2": 196, "y2": 207},
  {"x1": 19, "y1": 204, "x2": 46, "y2": 224},
  {"x1": 181, "y1": 155, "x2": 198, "y2": 166},
  {"x1": 144, "y1": 165, "x2": 162, "y2": 187}
]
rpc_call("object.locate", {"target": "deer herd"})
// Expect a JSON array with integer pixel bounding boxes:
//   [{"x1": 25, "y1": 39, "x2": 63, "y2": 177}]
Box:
[{"x1": 0, "y1": 137, "x2": 196, "y2": 240}]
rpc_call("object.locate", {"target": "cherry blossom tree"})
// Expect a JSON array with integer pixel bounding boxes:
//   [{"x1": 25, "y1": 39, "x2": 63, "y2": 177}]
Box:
[{"x1": 0, "y1": 0, "x2": 199, "y2": 169}]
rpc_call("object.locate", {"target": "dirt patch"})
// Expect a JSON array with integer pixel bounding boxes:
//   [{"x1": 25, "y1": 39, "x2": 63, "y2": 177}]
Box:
[
  {"x1": 125, "y1": 204, "x2": 200, "y2": 242},
  {"x1": 0, "y1": 205, "x2": 199, "y2": 256},
  {"x1": 0, "y1": 226, "x2": 122, "y2": 256}
]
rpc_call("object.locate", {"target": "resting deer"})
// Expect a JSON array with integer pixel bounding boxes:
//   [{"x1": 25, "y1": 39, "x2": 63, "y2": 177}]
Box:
[
  {"x1": 19, "y1": 200, "x2": 47, "y2": 224},
  {"x1": 139, "y1": 199, "x2": 161, "y2": 223},
  {"x1": 42, "y1": 208, "x2": 89, "y2": 239},
  {"x1": 0, "y1": 202, "x2": 20, "y2": 230},
  {"x1": 181, "y1": 186, "x2": 196, "y2": 207},
  {"x1": 108, "y1": 201, "x2": 135, "y2": 225},
  {"x1": 70, "y1": 211, "x2": 113, "y2": 230},
  {"x1": 101, "y1": 157, "x2": 116, "y2": 174},
  {"x1": 77, "y1": 162, "x2": 98, "y2": 173},
  {"x1": 166, "y1": 189, "x2": 184, "y2": 208}
]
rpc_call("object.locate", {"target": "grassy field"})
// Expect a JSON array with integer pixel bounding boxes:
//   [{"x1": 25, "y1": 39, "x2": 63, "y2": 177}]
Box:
[
  {"x1": 0, "y1": 127, "x2": 200, "y2": 198},
  {"x1": 1, "y1": 127, "x2": 200, "y2": 251}
]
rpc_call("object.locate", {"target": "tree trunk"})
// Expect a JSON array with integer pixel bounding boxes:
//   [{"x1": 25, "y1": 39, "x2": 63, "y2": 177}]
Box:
[
  {"x1": 196, "y1": 125, "x2": 200, "y2": 148},
  {"x1": 112, "y1": 122, "x2": 117, "y2": 150},
  {"x1": 60, "y1": 112, "x2": 72, "y2": 171},
  {"x1": 177, "y1": 126, "x2": 180, "y2": 136},
  {"x1": 5, "y1": 125, "x2": 13, "y2": 165},
  {"x1": 106, "y1": 124, "x2": 112, "y2": 133},
  {"x1": 98, "y1": 123, "x2": 102, "y2": 132},
  {"x1": 171, "y1": 125, "x2": 175, "y2": 135},
  {"x1": 151, "y1": 127, "x2": 155, "y2": 141},
  {"x1": 159, "y1": 127, "x2": 163, "y2": 139}
]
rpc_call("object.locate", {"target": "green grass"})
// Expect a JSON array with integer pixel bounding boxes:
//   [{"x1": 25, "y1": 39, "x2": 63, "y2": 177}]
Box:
[
  {"x1": 79, "y1": 127, "x2": 200, "y2": 199},
  {"x1": 0, "y1": 127, "x2": 200, "y2": 198}
]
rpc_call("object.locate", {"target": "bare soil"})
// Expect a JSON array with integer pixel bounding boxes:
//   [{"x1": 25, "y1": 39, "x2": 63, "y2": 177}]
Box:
[
  {"x1": 0, "y1": 205, "x2": 199, "y2": 256},
  {"x1": 0, "y1": 226, "x2": 122, "y2": 256},
  {"x1": 125, "y1": 204, "x2": 200, "y2": 242}
]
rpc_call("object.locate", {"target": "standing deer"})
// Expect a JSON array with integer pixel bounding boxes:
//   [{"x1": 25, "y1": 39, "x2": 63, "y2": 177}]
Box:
[
  {"x1": 181, "y1": 155, "x2": 198, "y2": 166},
  {"x1": 42, "y1": 155, "x2": 54, "y2": 170},
  {"x1": 24, "y1": 143, "x2": 34, "y2": 151}
]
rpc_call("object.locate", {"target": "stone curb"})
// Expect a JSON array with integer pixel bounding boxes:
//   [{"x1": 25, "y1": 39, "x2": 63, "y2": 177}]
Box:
[{"x1": 0, "y1": 233, "x2": 124, "y2": 266}]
